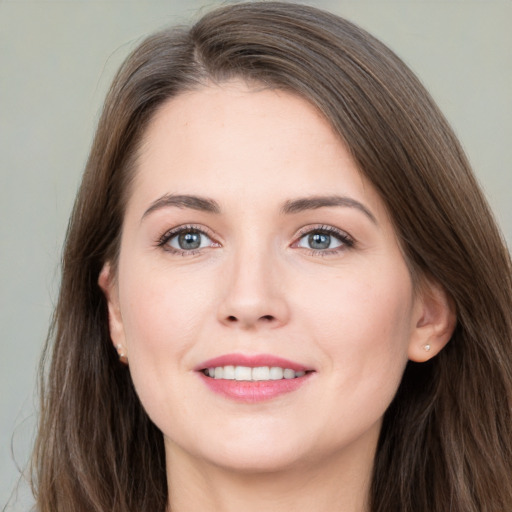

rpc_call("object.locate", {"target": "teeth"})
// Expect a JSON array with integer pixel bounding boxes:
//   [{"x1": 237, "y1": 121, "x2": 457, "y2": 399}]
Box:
[
  {"x1": 204, "y1": 365, "x2": 307, "y2": 381},
  {"x1": 269, "y1": 367, "x2": 284, "y2": 380},
  {"x1": 223, "y1": 365, "x2": 235, "y2": 380},
  {"x1": 252, "y1": 366, "x2": 270, "y2": 381},
  {"x1": 234, "y1": 366, "x2": 252, "y2": 381},
  {"x1": 283, "y1": 368, "x2": 295, "y2": 379}
]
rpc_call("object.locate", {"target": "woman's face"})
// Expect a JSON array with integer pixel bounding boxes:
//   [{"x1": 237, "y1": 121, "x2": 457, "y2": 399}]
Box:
[{"x1": 101, "y1": 81, "x2": 440, "y2": 473}]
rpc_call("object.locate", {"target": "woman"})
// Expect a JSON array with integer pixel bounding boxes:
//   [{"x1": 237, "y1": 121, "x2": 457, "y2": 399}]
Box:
[{"x1": 31, "y1": 2, "x2": 512, "y2": 511}]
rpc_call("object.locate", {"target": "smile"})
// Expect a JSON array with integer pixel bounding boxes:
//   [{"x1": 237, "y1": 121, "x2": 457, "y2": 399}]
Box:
[
  {"x1": 196, "y1": 354, "x2": 315, "y2": 402},
  {"x1": 203, "y1": 365, "x2": 307, "y2": 381}
]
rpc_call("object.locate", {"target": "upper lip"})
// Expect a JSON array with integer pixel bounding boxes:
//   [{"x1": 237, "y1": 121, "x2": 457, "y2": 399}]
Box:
[{"x1": 195, "y1": 353, "x2": 312, "y2": 373}]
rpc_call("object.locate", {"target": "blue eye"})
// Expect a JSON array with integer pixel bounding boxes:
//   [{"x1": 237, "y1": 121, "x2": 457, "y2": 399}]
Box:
[
  {"x1": 164, "y1": 228, "x2": 214, "y2": 252},
  {"x1": 295, "y1": 227, "x2": 352, "y2": 252}
]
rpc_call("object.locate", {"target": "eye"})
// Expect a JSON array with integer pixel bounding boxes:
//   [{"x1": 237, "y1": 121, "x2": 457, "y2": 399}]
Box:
[
  {"x1": 294, "y1": 226, "x2": 353, "y2": 254},
  {"x1": 159, "y1": 226, "x2": 218, "y2": 254}
]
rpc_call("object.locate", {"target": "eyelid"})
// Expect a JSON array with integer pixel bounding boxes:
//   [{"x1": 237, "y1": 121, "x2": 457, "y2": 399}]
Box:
[
  {"x1": 157, "y1": 224, "x2": 220, "y2": 254},
  {"x1": 156, "y1": 223, "x2": 354, "y2": 256},
  {"x1": 291, "y1": 224, "x2": 355, "y2": 253}
]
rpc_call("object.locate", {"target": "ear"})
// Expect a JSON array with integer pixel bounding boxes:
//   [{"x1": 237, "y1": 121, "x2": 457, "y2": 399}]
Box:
[
  {"x1": 408, "y1": 278, "x2": 456, "y2": 363},
  {"x1": 98, "y1": 262, "x2": 127, "y2": 362}
]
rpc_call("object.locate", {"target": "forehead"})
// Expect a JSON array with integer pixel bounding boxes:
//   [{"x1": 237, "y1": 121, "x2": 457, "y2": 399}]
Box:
[
  {"x1": 129, "y1": 80, "x2": 386, "y2": 220},
  {"x1": 139, "y1": 81, "x2": 344, "y2": 163}
]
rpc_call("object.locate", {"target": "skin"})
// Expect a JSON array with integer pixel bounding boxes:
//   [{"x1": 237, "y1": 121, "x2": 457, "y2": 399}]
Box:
[{"x1": 99, "y1": 81, "x2": 454, "y2": 512}]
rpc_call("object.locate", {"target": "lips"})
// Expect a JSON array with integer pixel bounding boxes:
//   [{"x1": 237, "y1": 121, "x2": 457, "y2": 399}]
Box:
[
  {"x1": 195, "y1": 353, "x2": 315, "y2": 402},
  {"x1": 196, "y1": 353, "x2": 310, "y2": 372}
]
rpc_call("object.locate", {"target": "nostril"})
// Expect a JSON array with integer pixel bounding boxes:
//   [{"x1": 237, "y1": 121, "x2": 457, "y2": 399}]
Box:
[{"x1": 225, "y1": 314, "x2": 275, "y2": 323}]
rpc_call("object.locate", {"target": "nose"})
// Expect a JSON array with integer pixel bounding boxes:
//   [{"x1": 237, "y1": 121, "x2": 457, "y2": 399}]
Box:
[{"x1": 217, "y1": 248, "x2": 291, "y2": 330}]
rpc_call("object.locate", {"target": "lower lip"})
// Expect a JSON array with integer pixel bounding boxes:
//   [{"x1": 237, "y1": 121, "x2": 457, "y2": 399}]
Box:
[{"x1": 198, "y1": 372, "x2": 312, "y2": 403}]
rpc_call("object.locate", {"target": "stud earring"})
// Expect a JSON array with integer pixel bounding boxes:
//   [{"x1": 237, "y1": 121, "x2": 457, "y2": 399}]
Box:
[
  {"x1": 116, "y1": 344, "x2": 129, "y2": 364},
  {"x1": 424, "y1": 344, "x2": 431, "y2": 352}
]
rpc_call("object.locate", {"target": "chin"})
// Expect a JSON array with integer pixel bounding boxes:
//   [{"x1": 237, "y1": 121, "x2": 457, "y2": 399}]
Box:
[
  {"x1": 168, "y1": 425, "x2": 316, "y2": 474},
  {"x1": 204, "y1": 445, "x2": 311, "y2": 474}
]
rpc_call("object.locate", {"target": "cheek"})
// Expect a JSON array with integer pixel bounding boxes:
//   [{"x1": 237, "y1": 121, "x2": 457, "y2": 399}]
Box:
[
  {"x1": 120, "y1": 260, "x2": 213, "y2": 350},
  {"x1": 116, "y1": 260, "x2": 217, "y2": 409},
  {"x1": 298, "y1": 264, "x2": 414, "y2": 388},
  {"x1": 294, "y1": 267, "x2": 414, "y2": 446}
]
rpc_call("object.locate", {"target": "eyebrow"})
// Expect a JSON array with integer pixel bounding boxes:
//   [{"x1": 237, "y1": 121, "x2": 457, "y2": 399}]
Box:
[
  {"x1": 142, "y1": 194, "x2": 221, "y2": 220},
  {"x1": 281, "y1": 195, "x2": 377, "y2": 224},
  {"x1": 142, "y1": 193, "x2": 376, "y2": 224}
]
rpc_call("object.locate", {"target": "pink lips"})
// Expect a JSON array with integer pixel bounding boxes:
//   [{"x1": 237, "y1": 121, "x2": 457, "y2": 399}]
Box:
[
  {"x1": 196, "y1": 353, "x2": 309, "y2": 372},
  {"x1": 195, "y1": 353, "x2": 314, "y2": 403}
]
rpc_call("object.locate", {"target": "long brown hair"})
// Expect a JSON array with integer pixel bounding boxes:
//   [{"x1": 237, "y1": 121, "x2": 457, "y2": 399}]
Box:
[{"x1": 32, "y1": 2, "x2": 512, "y2": 511}]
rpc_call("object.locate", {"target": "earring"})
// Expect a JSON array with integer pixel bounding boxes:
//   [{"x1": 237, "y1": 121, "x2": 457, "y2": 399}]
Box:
[
  {"x1": 116, "y1": 344, "x2": 129, "y2": 364},
  {"x1": 424, "y1": 344, "x2": 431, "y2": 352}
]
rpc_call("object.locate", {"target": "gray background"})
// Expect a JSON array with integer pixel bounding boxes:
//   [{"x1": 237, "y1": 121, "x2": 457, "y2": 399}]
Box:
[{"x1": 1, "y1": 1, "x2": 511, "y2": 509}]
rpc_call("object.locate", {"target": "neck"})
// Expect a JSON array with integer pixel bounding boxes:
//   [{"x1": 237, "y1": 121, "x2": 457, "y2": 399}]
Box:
[{"x1": 165, "y1": 439, "x2": 375, "y2": 512}]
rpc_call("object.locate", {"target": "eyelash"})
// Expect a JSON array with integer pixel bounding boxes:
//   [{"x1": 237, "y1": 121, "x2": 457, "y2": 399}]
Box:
[
  {"x1": 157, "y1": 224, "x2": 218, "y2": 256},
  {"x1": 293, "y1": 224, "x2": 354, "y2": 256},
  {"x1": 156, "y1": 224, "x2": 354, "y2": 257}
]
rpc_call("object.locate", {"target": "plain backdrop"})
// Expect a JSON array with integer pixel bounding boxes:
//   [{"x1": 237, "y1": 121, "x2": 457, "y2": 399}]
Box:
[{"x1": 1, "y1": 0, "x2": 511, "y2": 509}]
